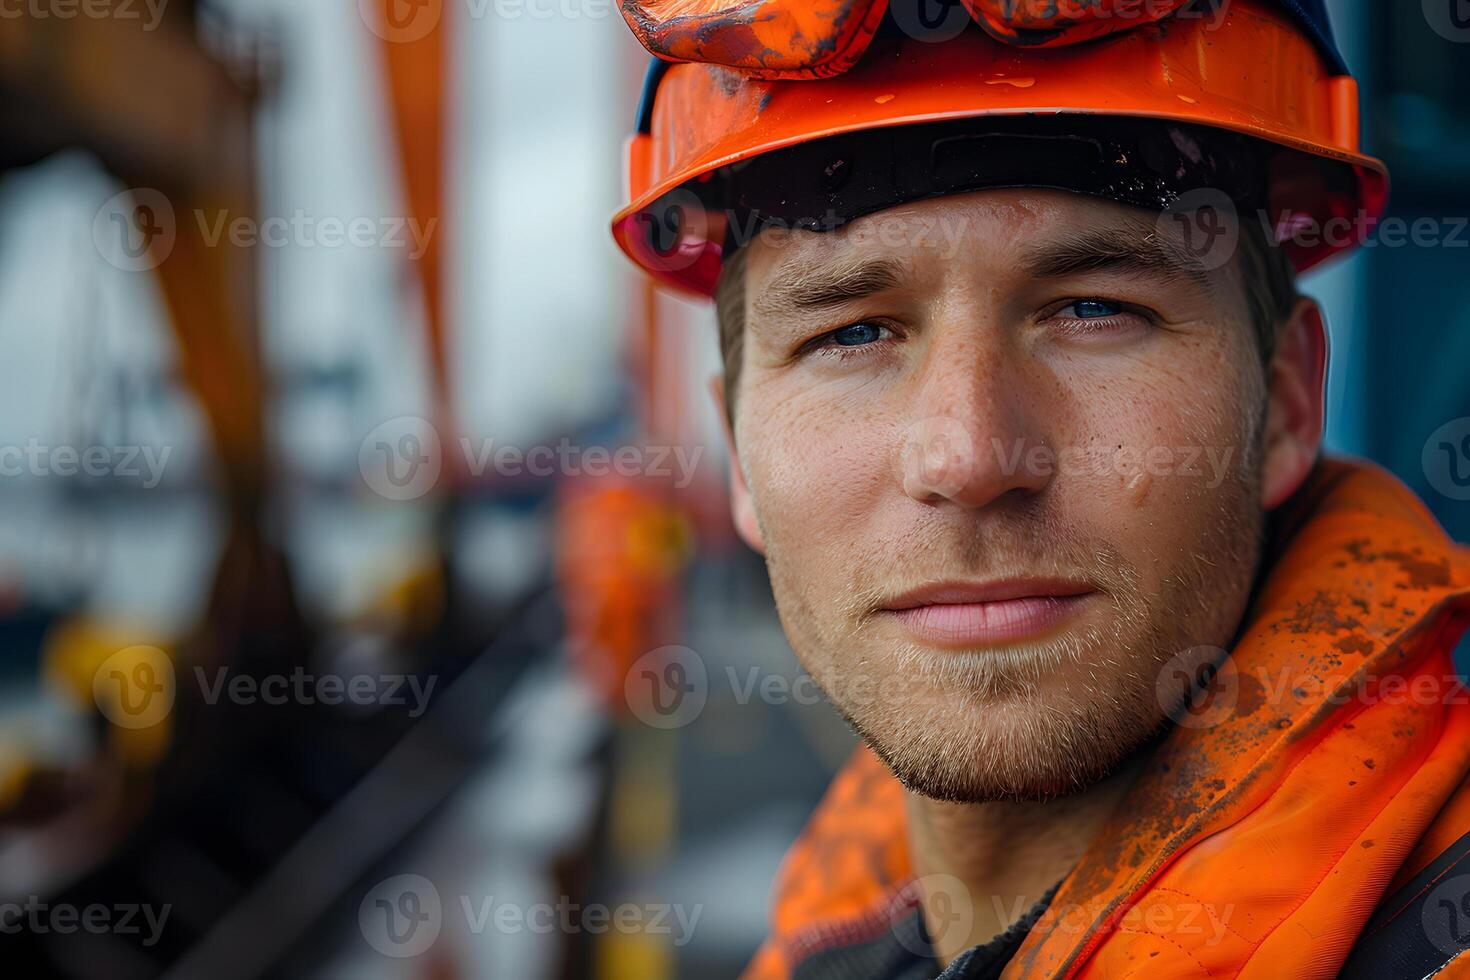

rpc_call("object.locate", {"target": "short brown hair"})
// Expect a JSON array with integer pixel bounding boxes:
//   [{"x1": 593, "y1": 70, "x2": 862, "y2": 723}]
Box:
[{"x1": 713, "y1": 213, "x2": 1299, "y2": 429}]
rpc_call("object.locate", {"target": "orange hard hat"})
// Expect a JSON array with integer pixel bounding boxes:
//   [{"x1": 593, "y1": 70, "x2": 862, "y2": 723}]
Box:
[{"x1": 610, "y1": 0, "x2": 1388, "y2": 297}]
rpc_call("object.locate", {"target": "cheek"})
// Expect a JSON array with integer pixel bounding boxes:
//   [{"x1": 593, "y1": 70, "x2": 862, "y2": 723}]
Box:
[
  {"x1": 1054, "y1": 343, "x2": 1260, "y2": 582},
  {"x1": 738, "y1": 388, "x2": 896, "y2": 564}
]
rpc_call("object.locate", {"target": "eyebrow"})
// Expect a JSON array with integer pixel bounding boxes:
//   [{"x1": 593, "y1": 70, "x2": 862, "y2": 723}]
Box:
[
  {"x1": 750, "y1": 223, "x2": 1217, "y2": 323},
  {"x1": 1023, "y1": 226, "x2": 1218, "y2": 294},
  {"x1": 751, "y1": 256, "x2": 908, "y2": 321}
]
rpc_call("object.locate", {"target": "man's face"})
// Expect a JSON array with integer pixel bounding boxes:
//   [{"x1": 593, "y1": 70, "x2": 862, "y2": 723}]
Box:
[{"x1": 726, "y1": 189, "x2": 1283, "y2": 803}]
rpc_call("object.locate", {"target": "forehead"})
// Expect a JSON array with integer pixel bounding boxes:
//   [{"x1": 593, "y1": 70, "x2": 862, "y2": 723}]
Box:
[
  {"x1": 740, "y1": 188, "x2": 1234, "y2": 318},
  {"x1": 742, "y1": 188, "x2": 1195, "y2": 293}
]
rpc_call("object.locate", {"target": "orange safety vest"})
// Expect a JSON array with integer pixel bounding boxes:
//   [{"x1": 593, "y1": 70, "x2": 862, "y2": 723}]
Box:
[{"x1": 745, "y1": 456, "x2": 1470, "y2": 979}]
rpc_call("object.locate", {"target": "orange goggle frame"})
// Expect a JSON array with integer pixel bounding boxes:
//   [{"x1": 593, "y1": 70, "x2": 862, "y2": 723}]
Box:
[
  {"x1": 619, "y1": 0, "x2": 1198, "y2": 80},
  {"x1": 612, "y1": 0, "x2": 1388, "y2": 296}
]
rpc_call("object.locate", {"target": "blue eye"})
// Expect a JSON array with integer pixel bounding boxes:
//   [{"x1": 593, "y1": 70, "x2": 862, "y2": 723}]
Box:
[
  {"x1": 1070, "y1": 299, "x2": 1124, "y2": 318},
  {"x1": 831, "y1": 322, "x2": 884, "y2": 346}
]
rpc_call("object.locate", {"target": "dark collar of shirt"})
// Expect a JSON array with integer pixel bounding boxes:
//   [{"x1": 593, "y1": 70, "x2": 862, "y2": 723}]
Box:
[{"x1": 791, "y1": 881, "x2": 1061, "y2": 980}]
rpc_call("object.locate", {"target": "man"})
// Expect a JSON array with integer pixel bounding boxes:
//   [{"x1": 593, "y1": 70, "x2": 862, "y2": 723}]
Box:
[{"x1": 610, "y1": 2, "x2": 1470, "y2": 977}]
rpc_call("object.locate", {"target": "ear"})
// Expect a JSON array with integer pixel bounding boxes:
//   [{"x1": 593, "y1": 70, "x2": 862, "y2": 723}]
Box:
[
  {"x1": 1260, "y1": 298, "x2": 1328, "y2": 511},
  {"x1": 709, "y1": 375, "x2": 765, "y2": 554}
]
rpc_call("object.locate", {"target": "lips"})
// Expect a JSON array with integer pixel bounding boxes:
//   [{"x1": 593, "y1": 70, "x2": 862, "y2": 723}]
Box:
[{"x1": 879, "y1": 578, "x2": 1096, "y2": 646}]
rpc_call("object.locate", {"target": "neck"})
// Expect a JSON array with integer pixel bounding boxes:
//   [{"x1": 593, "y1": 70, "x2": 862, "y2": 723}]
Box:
[{"x1": 905, "y1": 747, "x2": 1152, "y2": 966}]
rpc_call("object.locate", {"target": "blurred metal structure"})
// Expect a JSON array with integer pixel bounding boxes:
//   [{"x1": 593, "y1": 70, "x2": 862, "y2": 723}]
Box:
[
  {"x1": 0, "y1": 4, "x2": 527, "y2": 977},
  {"x1": 0, "y1": 0, "x2": 265, "y2": 487}
]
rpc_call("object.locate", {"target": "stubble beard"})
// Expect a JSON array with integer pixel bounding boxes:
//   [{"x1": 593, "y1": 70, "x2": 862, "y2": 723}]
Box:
[{"x1": 763, "y1": 449, "x2": 1267, "y2": 805}]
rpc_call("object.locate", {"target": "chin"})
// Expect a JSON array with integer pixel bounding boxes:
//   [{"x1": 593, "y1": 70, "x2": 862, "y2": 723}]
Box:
[{"x1": 834, "y1": 656, "x2": 1172, "y2": 804}]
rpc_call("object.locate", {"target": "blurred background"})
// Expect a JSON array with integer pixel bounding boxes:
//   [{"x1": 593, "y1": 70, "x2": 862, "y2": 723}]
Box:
[{"x1": 0, "y1": 1, "x2": 1464, "y2": 977}]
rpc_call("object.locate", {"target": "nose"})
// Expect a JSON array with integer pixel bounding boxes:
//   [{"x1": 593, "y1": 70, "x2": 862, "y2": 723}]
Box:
[{"x1": 898, "y1": 334, "x2": 1052, "y2": 508}]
